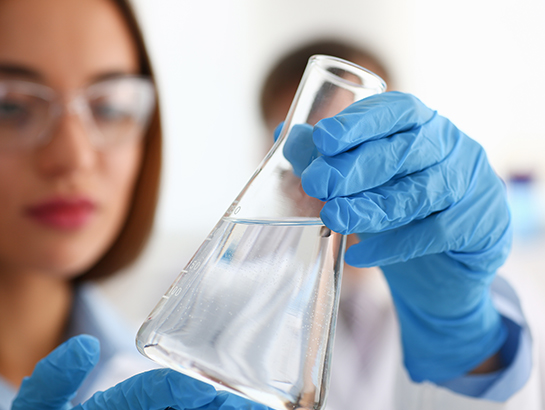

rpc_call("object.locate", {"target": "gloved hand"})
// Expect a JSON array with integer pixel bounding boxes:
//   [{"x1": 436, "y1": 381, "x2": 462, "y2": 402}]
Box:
[
  {"x1": 11, "y1": 335, "x2": 268, "y2": 410},
  {"x1": 281, "y1": 91, "x2": 512, "y2": 383}
]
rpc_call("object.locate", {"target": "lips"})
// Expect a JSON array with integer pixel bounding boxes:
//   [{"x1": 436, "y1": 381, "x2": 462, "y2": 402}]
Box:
[{"x1": 25, "y1": 197, "x2": 97, "y2": 230}]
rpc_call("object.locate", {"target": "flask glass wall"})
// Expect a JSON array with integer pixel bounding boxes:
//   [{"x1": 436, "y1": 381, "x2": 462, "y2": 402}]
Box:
[{"x1": 136, "y1": 55, "x2": 386, "y2": 410}]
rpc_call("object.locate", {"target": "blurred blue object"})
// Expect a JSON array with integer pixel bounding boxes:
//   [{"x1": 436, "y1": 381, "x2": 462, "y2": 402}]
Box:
[{"x1": 507, "y1": 172, "x2": 542, "y2": 238}]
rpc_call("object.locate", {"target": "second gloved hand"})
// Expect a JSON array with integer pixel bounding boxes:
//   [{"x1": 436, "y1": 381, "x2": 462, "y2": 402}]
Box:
[
  {"x1": 11, "y1": 335, "x2": 269, "y2": 410},
  {"x1": 282, "y1": 91, "x2": 512, "y2": 383}
]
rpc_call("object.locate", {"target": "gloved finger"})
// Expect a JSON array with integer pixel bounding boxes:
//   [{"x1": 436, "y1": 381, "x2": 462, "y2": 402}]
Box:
[
  {"x1": 302, "y1": 113, "x2": 464, "y2": 200},
  {"x1": 318, "y1": 155, "x2": 476, "y2": 235},
  {"x1": 195, "y1": 390, "x2": 270, "y2": 410},
  {"x1": 12, "y1": 335, "x2": 100, "y2": 410},
  {"x1": 344, "y1": 216, "x2": 460, "y2": 267},
  {"x1": 312, "y1": 91, "x2": 436, "y2": 156},
  {"x1": 343, "y1": 172, "x2": 511, "y2": 269},
  {"x1": 282, "y1": 123, "x2": 319, "y2": 177},
  {"x1": 77, "y1": 369, "x2": 217, "y2": 410},
  {"x1": 345, "y1": 207, "x2": 512, "y2": 272},
  {"x1": 273, "y1": 122, "x2": 284, "y2": 142}
]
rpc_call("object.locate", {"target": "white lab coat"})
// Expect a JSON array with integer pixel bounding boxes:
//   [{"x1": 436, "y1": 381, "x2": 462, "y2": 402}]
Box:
[{"x1": 326, "y1": 267, "x2": 545, "y2": 410}]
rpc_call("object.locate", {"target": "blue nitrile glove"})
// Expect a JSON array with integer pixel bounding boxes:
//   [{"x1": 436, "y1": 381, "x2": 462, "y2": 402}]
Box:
[
  {"x1": 197, "y1": 391, "x2": 270, "y2": 410},
  {"x1": 281, "y1": 91, "x2": 512, "y2": 383},
  {"x1": 12, "y1": 335, "x2": 268, "y2": 410}
]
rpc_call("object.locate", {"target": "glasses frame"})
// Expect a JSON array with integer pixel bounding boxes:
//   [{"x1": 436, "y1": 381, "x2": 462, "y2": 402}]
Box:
[{"x1": 0, "y1": 75, "x2": 156, "y2": 151}]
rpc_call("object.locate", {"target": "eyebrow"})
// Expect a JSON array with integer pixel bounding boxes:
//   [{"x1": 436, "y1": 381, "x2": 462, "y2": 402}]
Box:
[
  {"x1": 0, "y1": 64, "x2": 44, "y2": 80},
  {"x1": 90, "y1": 70, "x2": 141, "y2": 84},
  {"x1": 0, "y1": 64, "x2": 138, "y2": 81}
]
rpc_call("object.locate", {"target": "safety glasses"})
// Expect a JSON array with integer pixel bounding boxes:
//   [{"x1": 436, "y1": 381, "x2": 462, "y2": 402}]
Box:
[{"x1": 0, "y1": 75, "x2": 156, "y2": 151}]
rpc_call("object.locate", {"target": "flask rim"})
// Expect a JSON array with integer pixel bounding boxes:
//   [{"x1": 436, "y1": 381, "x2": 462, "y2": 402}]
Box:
[{"x1": 309, "y1": 54, "x2": 387, "y2": 93}]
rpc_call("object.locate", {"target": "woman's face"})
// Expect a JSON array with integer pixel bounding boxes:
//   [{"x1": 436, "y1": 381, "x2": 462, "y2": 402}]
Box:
[{"x1": 0, "y1": 0, "x2": 144, "y2": 278}]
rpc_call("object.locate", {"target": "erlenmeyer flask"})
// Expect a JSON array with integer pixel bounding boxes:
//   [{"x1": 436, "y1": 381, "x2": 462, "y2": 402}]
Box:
[{"x1": 136, "y1": 55, "x2": 386, "y2": 410}]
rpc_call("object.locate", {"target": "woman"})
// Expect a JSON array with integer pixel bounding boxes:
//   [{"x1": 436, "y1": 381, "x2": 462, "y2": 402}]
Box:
[{"x1": 0, "y1": 0, "x2": 249, "y2": 408}]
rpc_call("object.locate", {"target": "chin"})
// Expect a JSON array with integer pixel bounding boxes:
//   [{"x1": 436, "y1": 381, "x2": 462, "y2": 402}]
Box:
[
  {"x1": 39, "y1": 257, "x2": 100, "y2": 280},
  {"x1": 33, "y1": 240, "x2": 113, "y2": 280}
]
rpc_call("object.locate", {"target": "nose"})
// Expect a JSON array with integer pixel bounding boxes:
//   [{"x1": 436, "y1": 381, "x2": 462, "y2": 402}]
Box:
[{"x1": 34, "y1": 111, "x2": 97, "y2": 178}]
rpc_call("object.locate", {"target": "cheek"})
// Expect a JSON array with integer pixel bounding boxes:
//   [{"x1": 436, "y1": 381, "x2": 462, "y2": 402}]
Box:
[
  {"x1": 101, "y1": 144, "x2": 143, "y2": 219},
  {"x1": 0, "y1": 158, "x2": 28, "y2": 230},
  {"x1": 0, "y1": 146, "x2": 144, "y2": 278},
  {"x1": 0, "y1": 156, "x2": 60, "y2": 274},
  {"x1": 0, "y1": 152, "x2": 31, "y2": 208}
]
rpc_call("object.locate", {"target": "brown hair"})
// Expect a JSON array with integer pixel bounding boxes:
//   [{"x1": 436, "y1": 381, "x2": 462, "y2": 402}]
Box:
[
  {"x1": 260, "y1": 39, "x2": 390, "y2": 129},
  {"x1": 78, "y1": 0, "x2": 162, "y2": 281}
]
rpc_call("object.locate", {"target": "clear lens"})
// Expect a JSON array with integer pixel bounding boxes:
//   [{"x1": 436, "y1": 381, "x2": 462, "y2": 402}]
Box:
[
  {"x1": 0, "y1": 83, "x2": 55, "y2": 151},
  {"x1": 85, "y1": 77, "x2": 155, "y2": 147}
]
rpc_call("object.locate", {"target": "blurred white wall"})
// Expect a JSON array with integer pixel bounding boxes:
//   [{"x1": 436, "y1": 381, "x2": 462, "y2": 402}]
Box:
[
  {"x1": 104, "y1": 0, "x2": 545, "y2": 327},
  {"x1": 130, "y1": 0, "x2": 545, "y2": 239}
]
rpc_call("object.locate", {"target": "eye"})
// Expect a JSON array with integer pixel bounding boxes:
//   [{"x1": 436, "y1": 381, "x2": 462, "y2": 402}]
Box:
[
  {"x1": 91, "y1": 101, "x2": 131, "y2": 122},
  {"x1": 0, "y1": 99, "x2": 29, "y2": 122},
  {"x1": 89, "y1": 93, "x2": 135, "y2": 124}
]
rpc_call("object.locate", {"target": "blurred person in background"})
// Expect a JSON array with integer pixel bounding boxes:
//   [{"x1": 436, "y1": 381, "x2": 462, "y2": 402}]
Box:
[
  {"x1": 257, "y1": 39, "x2": 543, "y2": 409},
  {"x1": 1, "y1": 1, "x2": 543, "y2": 409}
]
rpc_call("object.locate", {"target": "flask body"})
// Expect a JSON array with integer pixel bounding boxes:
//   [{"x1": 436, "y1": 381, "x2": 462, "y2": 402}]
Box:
[{"x1": 137, "y1": 217, "x2": 345, "y2": 410}]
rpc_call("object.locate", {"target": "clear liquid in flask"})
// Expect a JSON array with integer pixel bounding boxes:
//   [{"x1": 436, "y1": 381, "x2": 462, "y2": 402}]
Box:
[{"x1": 137, "y1": 217, "x2": 345, "y2": 410}]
